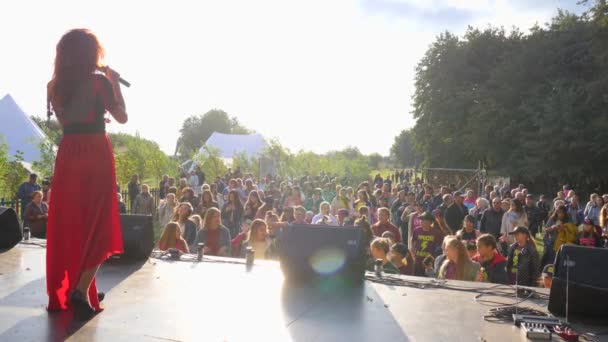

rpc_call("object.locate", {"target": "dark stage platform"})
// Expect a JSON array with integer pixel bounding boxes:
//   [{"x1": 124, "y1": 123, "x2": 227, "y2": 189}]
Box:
[{"x1": 0, "y1": 242, "x2": 606, "y2": 342}]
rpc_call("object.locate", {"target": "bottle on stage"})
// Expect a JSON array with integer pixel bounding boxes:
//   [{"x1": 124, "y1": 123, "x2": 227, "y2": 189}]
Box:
[{"x1": 23, "y1": 226, "x2": 30, "y2": 241}]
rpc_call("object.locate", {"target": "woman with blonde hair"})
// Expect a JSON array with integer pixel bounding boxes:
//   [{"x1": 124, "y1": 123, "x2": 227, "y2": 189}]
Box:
[
  {"x1": 158, "y1": 222, "x2": 189, "y2": 253},
  {"x1": 331, "y1": 187, "x2": 352, "y2": 216},
  {"x1": 241, "y1": 219, "x2": 277, "y2": 260},
  {"x1": 438, "y1": 237, "x2": 481, "y2": 282},
  {"x1": 158, "y1": 193, "x2": 177, "y2": 228},
  {"x1": 195, "y1": 207, "x2": 231, "y2": 256},
  {"x1": 172, "y1": 202, "x2": 197, "y2": 248}
]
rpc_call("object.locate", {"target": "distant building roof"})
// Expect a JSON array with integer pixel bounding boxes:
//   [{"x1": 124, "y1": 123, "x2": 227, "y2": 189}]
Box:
[
  {"x1": 0, "y1": 94, "x2": 47, "y2": 163},
  {"x1": 201, "y1": 132, "x2": 267, "y2": 159}
]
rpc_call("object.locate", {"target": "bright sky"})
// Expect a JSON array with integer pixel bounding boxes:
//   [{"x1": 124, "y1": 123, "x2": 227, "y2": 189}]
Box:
[{"x1": 0, "y1": 0, "x2": 581, "y2": 156}]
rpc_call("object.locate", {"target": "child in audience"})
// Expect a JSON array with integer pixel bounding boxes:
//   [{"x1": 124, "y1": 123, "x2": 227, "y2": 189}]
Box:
[
  {"x1": 575, "y1": 218, "x2": 603, "y2": 247},
  {"x1": 158, "y1": 222, "x2": 189, "y2": 253},
  {"x1": 541, "y1": 264, "x2": 554, "y2": 289},
  {"x1": 366, "y1": 238, "x2": 399, "y2": 274},
  {"x1": 389, "y1": 243, "x2": 415, "y2": 275},
  {"x1": 506, "y1": 226, "x2": 540, "y2": 286}
]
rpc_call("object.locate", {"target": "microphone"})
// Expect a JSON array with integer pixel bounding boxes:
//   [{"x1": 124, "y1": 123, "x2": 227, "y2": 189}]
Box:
[{"x1": 97, "y1": 66, "x2": 131, "y2": 88}]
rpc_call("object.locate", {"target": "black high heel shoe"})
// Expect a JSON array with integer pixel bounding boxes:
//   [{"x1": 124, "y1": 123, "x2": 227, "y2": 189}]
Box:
[
  {"x1": 97, "y1": 292, "x2": 105, "y2": 302},
  {"x1": 70, "y1": 290, "x2": 95, "y2": 321}
]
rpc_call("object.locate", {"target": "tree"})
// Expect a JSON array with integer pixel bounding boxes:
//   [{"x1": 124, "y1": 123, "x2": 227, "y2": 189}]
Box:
[
  {"x1": 406, "y1": 5, "x2": 608, "y2": 194},
  {"x1": 368, "y1": 153, "x2": 384, "y2": 169},
  {"x1": 193, "y1": 146, "x2": 228, "y2": 181},
  {"x1": 175, "y1": 110, "x2": 251, "y2": 159},
  {"x1": 390, "y1": 129, "x2": 420, "y2": 167}
]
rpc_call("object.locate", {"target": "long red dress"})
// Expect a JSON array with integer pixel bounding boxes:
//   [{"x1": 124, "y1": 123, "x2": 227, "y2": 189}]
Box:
[{"x1": 46, "y1": 74, "x2": 123, "y2": 311}]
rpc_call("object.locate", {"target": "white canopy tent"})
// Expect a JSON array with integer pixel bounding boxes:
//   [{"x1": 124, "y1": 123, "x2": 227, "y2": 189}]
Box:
[
  {"x1": 0, "y1": 94, "x2": 48, "y2": 164},
  {"x1": 200, "y1": 132, "x2": 267, "y2": 160}
]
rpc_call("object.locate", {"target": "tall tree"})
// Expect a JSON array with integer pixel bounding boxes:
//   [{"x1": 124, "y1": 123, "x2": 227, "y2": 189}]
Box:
[
  {"x1": 175, "y1": 109, "x2": 250, "y2": 159},
  {"x1": 390, "y1": 129, "x2": 419, "y2": 167}
]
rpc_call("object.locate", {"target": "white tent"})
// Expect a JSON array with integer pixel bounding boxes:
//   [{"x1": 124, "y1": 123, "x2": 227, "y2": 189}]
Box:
[
  {"x1": 201, "y1": 132, "x2": 267, "y2": 159},
  {"x1": 0, "y1": 94, "x2": 48, "y2": 163}
]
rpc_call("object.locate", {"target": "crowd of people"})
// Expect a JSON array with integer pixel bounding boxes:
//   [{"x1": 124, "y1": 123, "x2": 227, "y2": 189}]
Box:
[{"x1": 17, "y1": 167, "x2": 608, "y2": 289}]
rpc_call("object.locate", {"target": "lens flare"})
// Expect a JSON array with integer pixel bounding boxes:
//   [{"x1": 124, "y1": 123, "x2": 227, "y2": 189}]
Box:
[{"x1": 309, "y1": 247, "x2": 346, "y2": 275}]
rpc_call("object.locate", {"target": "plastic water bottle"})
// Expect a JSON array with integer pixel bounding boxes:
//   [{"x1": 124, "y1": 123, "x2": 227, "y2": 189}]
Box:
[
  {"x1": 23, "y1": 226, "x2": 30, "y2": 241},
  {"x1": 246, "y1": 247, "x2": 255, "y2": 271}
]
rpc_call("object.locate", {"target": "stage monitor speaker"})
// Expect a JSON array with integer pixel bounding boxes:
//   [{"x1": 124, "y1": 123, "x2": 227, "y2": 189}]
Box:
[
  {"x1": 0, "y1": 207, "x2": 21, "y2": 250},
  {"x1": 119, "y1": 214, "x2": 154, "y2": 261},
  {"x1": 279, "y1": 224, "x2": 366, "y2": 284},
  {"x1": 549, "y1": 244, "x2": 608, "y2": 322}
]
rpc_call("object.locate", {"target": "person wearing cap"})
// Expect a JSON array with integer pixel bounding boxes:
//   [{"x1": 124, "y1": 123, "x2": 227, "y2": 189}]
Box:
[
  {"x1": 506, "y1": 226, "x2": 540, "y2": 286},
  {"x1": 444, "y1": 191, "x2": 468, "y2": 233},
  {"x1": 575, "y1": 218, "x2": 603, "y2": 247},
  {"x1": 410, "y1": 212, "x2": 445, "y2": 276},
  {"x1": 17, "y1": 173, "x2": 41, "y2": 219},
  {"x1": 541, "y1": 264, "x2": 554, "y2": 289}
]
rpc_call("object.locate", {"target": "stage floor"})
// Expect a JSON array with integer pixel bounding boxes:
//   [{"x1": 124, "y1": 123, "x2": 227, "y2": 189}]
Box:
[{"x1": 0, "y1": 241, "x2": 606, "y2": 342}]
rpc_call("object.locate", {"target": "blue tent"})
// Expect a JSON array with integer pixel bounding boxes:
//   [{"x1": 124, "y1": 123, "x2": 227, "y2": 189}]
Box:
[{"x1": 0, "y1": 94, "x2": 47, "y2": 163}]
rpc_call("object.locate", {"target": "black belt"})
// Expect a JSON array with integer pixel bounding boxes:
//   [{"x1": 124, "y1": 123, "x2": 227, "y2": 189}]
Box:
[{"x1": 63, "y1": 123, "x2": 105, "y2": 135}]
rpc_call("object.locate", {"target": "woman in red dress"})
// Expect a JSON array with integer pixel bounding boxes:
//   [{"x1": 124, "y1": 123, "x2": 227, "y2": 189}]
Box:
[{"x1": 46, "y1": 29, "x2": 128, "y2": 320}]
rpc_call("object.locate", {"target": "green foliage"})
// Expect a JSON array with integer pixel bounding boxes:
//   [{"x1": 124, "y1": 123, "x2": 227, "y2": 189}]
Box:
[
  {"x1": 110, "y1": 133, "x2": 177, "y2": 186},
  {"x1": 175, "y1": 109, "x2": 251, "y2": 159},
  {"x1": 410, "y1": 8, "x2": 608, "y2": 192},
  {"x1": 231, "y1": 151, "x2": 259, "y2": 178},
  {"x1": 390, "y1": 129, "x2": 420, "y2": 167},
  {"x1": 259, "y1": 141, "x2": 373, "y2": 185},
  {"x1": 193, "y1": 145, "x2": 228, "y2": 181},
  {"x1": 0, "y1": 150, "x2": 29, "y2": 199}
]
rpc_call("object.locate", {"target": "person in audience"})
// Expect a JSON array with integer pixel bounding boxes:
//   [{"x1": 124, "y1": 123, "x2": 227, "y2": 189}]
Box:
[
  {"x1": 231, "y1": 220, "x2": 251, "y2": 257},
  {"x1": 304, "y1": 188, "x2": 325, "y2": 214},
  {"x1": 133, "y1": 184, "x2": 155, "y2": 216},
  {"x1": 473, "y1": 234, "x2": 508, "y2": 284},
  {"x1": 127, "y1": 174, "x2": 140, "y2": 212},
  {"x1": 584, "y1": 193, "x2": 602, "y2": 226},
  {"x1": 158, "y1": 222, "x2": 189, "y2": 253},
  {"x1": 337, "y1": 208, "x2": 350, "y2": 226},
  {"x1": 354, "y1": 216, "x2": 375, "y2": 250},
  {"x1": 198, "y1": 189, "x2": 219, "y2": 218},
  {"x1": 240, "y1": 219, "x2": 277, "y2": 260},
  {"x1": 506, "y1": 226, "x2": 540, "y2": 286},
  {"x1": 366, "y1": 238, "x2": 399, "y2": 274},
  {"x1": 190, "y1": 214, "x2": 203, "y2": 231},
  {"x1": 372, "y1": 207, "x2": 402, "y2": 242},
  {"x1": 410, "y1": 212, "x2": 444, "y2": 276},
  {"x1": 312, "y1": 202, "x2": 338, "y2": 225},
  {"x1": 158, "y1": 193, "x2": 177, "y2": 227},
  {"x1": 480, "y1": 197, "x2": 505, "y2": 241},
  {"x1": 500, "y1": 199, "x2": 528, "y2": 244},
  {"x1": 541, "y1": 264, "x2": 554, "y2": 289},
  {"x1": 195, "y1": 207, "x2": 231, "y2": 256},
  {"x1": 382, "y1": 231, "x2": 395, "y2": 245},
  {"x1": 305, "y1": 211, "x2": 314, "y2": 224},
  {"x1": 354, "y1": 189, "x2": 372, "y2": 213},
  {"x1": 281, "y1": 206, "x2": 295, "y2": 223},
  {"x1": 575, "y1": 218, "x2": 603, "y2": 247},
  {"x1": 293, "y1": 206, "x2": 308, "y2": 224},
  {"x1": 389, "y1": 242, "x2": 415, "y2": 275},
  {"x1": 444, "y1": 191, "x2": 469, "y2": 234},
  {"x1": 17, "y1": 173, "x2": 41, "y2": 219},
  {"x1": 463, "y1": 190, "x2": 477, "y2": 211},
  {"x1": 41, "y1": 179, "x2": 51, "y2": 204},
  {"x1": 117, "y1": 192, "x2": 127, "y2": 214},
  {"x1": 542, "y1": 205, "x2": 577, "y2": 265},
  {"x1": 469, "y1": 197, "x2": 489, "y2": 229},
  {"x1": 423, "y1": 256, "x2": 436, "y2": 277},
  {"x1": 243, "y1": 190, "x2": 262, "y2": 221},
  {"x1": 456, "y1": 215, "x2": 480, "y2": 246},
  {"x1": 23, "y1": 191, "x2": 48, "y2": 239},
  {"x1": 173, "y1": 202, "x2": 197, "y2": 248},
  {"x1": 438, "y1": 237, "x2": 481, "y2": 282},
  {"x1": 221, "y1": 189, "x2": 244, "y2": 238},
  {"x1": 180, "y1": 187, "x2": 199, "y2": 210},
  {"x1": 433, "y1": 235, "x2": 451, "y2": 276}
]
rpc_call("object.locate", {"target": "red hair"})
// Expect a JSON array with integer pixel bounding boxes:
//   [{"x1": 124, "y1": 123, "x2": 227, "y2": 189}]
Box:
[{"x1": 49, "y1": 29, "x2": 104, "y2": 107}]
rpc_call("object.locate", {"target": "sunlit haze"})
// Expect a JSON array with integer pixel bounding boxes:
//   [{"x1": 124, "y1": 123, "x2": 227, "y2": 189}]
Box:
[{"x1": 0, "y1": 0, "x2": 579, "y2": 156}]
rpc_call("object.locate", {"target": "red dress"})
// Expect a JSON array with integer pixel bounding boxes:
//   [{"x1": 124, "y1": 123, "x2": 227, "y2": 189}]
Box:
[{"x1": 46, "y1": 74, "x2": 123, "y2": 311}]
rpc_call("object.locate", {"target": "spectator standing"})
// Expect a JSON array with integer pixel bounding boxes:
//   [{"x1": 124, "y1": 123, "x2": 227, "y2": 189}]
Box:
[
  {"x1": 221, "y1": 189, "x2": 244, "y2": 238},
  {"x1": 410, "y1": 212, "x2": 444, "y2": 276},
  {"x1": 584, "y1": 194, "x2": 602, "y2": 226},
  {"x1": 372, "y1": 208, "x2": 402, "y2": 242},
  {"x1": 524, "y1": 195, "x2": 542, "y2": 237},
  {"x1": 500, "y1": 199, "x2": 528, "y2": 244},
  {"x1": 506, "y1": 227, "x2": 540, "y2": 286},
  {"x1": 159, "y1": 175, "x2": 169, "y2": 200},
  {"x1": 159, "y1": 193, "x2": 177, "y2": 228},
  {"x1": 127, "y1": 174, "x2": 140, "y2": 213},
  {"x1": 575, "y1": 218, "x2": 603, "y2": 247},
  {"x1": 17, "y1": 174, "x2": 41, "y2": 219},
  {"x1": 41, "y1": 179, "x2": 51, "y2": 205},
  {"x1": 132, "y1": 184, "x2": 155, "y2": 216},
  {"x1": 542, "y1": 205, "x2": 578, "y2": 265},
  {"x1": 566, "y1": 195, "x2": 584, "y2": 227},
  {"x1": 23, "y1": 191, "x2": 48, "y2": 238},
  {"x1": 444, "y1": 191, "x2": 468, "y2": 234},
  {"x1": 117, "y1": 193, "x2": 127, "y2": 214},
  {"x1": 480, "y1": 198, "x2": 504, "y2": 240}
]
